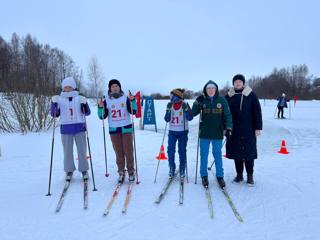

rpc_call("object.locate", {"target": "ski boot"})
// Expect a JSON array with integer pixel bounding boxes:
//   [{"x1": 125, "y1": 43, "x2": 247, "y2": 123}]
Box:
[
  {"x1": 169, "y1": 167, "x2": 175, "y2": 179},
  {"x1": 179, "y1": 168, "x2": 185, "y2": 181},
  {"x1": 128, "y1": 173, "x2": 135, "y2": 182},
  {"x1": 65, "y1": 172, "x2": 73, "y2": 181},
  {"x1": 82, "y1": 171, "x2": 89, "y2": 181},
  {"x1": 202, "y1": 176, "x2": 209, "y2": 188},
  {"x1": 232, "y1": 173, "x2": 243, "y2": 184},
  {"x1": 217, "y1": 177, "x2": 226, "y2": 189},
  {"x1": 118, "y1": 172, "x2": 125, "y2": 184},
  {"x1": 247, "y1": 174, "x2": 254, "y2": 186}
]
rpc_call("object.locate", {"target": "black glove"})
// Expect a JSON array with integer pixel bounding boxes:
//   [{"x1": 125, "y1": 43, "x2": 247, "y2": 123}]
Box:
[
  {"x1": 225, "y1": 129, "x2": 232, "y2": 140},
  {"x1": 196, "y1": 95, "x2": 204, "y2": 109},
  {"x1": 52, "y1": 102, "x2": 59, "y2": 116},
  {"x1": 81, "y1": 103, "x2": 87, "y2": 114},
  {"x1": 182, "y1": 102, "x2": 190, "y2": 112}
]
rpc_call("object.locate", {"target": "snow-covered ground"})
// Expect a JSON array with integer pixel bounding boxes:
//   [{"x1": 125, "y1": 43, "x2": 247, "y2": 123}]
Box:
[{"x1": 0, "y1": 99, "x2": 319, "y2": 240}]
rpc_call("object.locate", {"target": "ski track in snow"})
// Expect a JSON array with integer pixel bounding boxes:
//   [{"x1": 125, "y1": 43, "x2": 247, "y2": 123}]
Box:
[{"x1": 0, "y1": 100, "x2": 319, "y2": 240}]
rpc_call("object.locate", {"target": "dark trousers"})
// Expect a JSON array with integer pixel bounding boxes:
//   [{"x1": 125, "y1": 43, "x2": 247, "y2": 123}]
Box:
[
  {"x1": 277, "y1": 106, "x2": 284, "y2": 118},
  {"x1": 234, "y1": 159, "x2": 254, "y2": 175}
]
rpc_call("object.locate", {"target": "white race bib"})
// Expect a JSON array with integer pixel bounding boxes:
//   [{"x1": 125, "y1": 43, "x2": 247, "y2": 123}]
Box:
[
  {"x1": 169, "y1": 107, "x2": 188, "y2": 131},
  {"x1": 105, "y1": 95, "x2": 132, "y2": 128},
  {"x1": 58, "y1": 95, "x2": 85, "y2": 125}
]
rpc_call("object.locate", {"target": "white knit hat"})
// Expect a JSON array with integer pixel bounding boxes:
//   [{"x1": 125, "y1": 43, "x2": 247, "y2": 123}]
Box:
[
  {"x1": 61, "y1": 77, "x2": 77, "y2": 89},
  {"x1": 206, "y1": 83, "x2": 216, "y2": 89}
]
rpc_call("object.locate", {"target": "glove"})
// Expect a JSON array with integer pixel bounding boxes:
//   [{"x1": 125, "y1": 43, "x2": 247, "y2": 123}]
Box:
[
  {"x1": 52, "y1": 103, "x2": 59, "y2": 116},
  {"x1": 195, "y1": 95, "x2": 204, "y2": 109},
  {"x1": 225, "y1": 129, "x2": 232, "y2": 140},
  {"x1": 182, "y1": 102, "x2": 190, "y2": 112},
  {"x1": 79, "y1": 96, "x2": 87, "y2": 104},
  {"x1": 255, "y1": 130, "x2": 261, "y2": 137},
  {"x1": 81, "y1": 103, "x2": 87, "y2": 114},
  {"x1": 98, "y1": 99, "x2": 105, "y2": 108},
  {"x1": 166, "y1": 102, "x2": 173, "y2": 110},
  {"x1": 53, "y1": 102, "x2": 58, "y2": 109},
  {"x1": 128, "y1": 91, "x2": 135, "y2": 101},
  {"x1": 51, "y1": 95, "x2": 59, "y2": 103},
  {"x1": 51, "y1": 99, "x2": 59, "y2": 116}
]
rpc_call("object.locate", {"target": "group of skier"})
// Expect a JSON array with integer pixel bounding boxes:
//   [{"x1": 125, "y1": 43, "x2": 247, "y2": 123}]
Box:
[
  {"x1": 50, "y1": 74, "x2": 263, "y2": 190},
  {"x1": 165, "y1": 74, "x2": 263, "y2": 189}
]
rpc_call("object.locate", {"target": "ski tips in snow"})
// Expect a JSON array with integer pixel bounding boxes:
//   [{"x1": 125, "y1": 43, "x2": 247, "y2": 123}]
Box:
[
  {"x1": 103, "y1": 181, "x2": 135, "y2": 217},
  {"x1": 179, "y1": 178, "x2": 184, "y2": 205},
  {"x1": 83, "y1": 179, "x2": 89, "y2": 210},
  {"x1": 209, "y1": 170, "x2": 244, "y2": 222},
  {"x1": 154, "y1": 171, "x2": 178, "y2": 204},
  {"x1": 204, "y1": 186, "x2": 214, "y2": 219},
  {"x1": 55, "y1": 179, "x2": 72, "y2": 213},
  {"x1": 55, "y1": 175, "x2": 91, "y2": 213}
]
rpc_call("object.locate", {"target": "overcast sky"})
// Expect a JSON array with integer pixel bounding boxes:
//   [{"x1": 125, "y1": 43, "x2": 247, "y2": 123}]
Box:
[{"x1": 1, "y1": 0, "x2": 319, "y2": 94}]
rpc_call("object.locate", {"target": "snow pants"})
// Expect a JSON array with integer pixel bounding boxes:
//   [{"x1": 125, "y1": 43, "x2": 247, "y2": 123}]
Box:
[{"x1": 61, "y1": 131, "x2": 89, "y2": 173}]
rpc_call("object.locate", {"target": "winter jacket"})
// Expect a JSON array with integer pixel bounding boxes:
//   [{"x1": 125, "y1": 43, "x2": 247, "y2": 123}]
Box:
[
  {"x1": 277, "y1": 96, "x2": 289, "y2": 108},
  {"x1": 225, "y1": 86, "x2": 262, "y2": 160},
  {"x1": 97, "y1": 92, "x2": 137, "y2": 134},
  {"x1": 50, "y1": 94, "x2": 90, "y2": 135},
  {"x1": 192, "y1": 80, "x2": 232, "y2": 139}
]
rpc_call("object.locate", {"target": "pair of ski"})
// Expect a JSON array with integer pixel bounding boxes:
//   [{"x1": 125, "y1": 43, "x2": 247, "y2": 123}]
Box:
[
  {"x1": 155, "y1": 172, "x2": 185, "y2": 205},
  {"x1": 204, "y1": 171, "x2": 244, "y2": 222},
  {"x1": 55, "y1": 177, "x2": 88, "y2": 213},
  {"x1": 103, "y1": 181, "x2": 134, "y2": 216},
  {"x1": 155, "y1": 173, "x2": 243, "y2": 222}
]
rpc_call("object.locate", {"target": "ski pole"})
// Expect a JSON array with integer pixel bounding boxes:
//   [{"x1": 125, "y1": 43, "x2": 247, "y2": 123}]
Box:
[
  {"x1": 83, "y1": 106, "x2": 98, "y2": 191},
  {"x1": 46, "y1": 111, "x2": 57, "y2": 196},
  {"x1": 273, "y1": 105, "x2": 278, "y2": 119},
  {"x1": 289, "y1": 100, "x2": 292, "y2": 120},
  {"x1": 194, "y1": 114, "x2": 201, "y2": 184},
  {"x1": 183, "y1": 104, "x2": 189, "y2": 183},
  {"x1": 129, "y1": 91, "x2": 140, "y2": 184},
  {"x1": 154, "y1": 122, "x2": 168, "y2": 183},
  {"x1": 100, "y1": 97, "x2": 109, "y2": 177},
  {"x1": 208, "y1": 161, "x2": 215, "y2": 171}
]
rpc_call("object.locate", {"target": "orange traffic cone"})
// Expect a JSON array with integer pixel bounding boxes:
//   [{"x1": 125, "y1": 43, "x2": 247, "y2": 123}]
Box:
[
  {"x1": 278, "y1": 140, "x2": 289, "y2": 154},
  {"x1": 156, "y1": 145, "x2": 168, "y2": 160}
]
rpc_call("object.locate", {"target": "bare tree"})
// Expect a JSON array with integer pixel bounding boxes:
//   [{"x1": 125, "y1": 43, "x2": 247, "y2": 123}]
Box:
[
  {"x1": 87, "y1": 56, "x2": 105, "y2": 99},
  {"x1": 0, "y1": 33, "x2": 83, "y2": 133}
]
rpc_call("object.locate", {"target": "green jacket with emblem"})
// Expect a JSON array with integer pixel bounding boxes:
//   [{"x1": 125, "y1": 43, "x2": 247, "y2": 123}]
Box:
[{"x1": 192, "y1": 80, "x2": 233, "y2": 139}]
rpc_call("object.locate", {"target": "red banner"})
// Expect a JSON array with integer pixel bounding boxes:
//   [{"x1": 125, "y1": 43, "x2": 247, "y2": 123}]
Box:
[{"x1": 135, "y1": 91, "x2": 142, "y2": 118}]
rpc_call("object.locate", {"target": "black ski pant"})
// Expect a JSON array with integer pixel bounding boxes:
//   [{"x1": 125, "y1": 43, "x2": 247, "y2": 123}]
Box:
[
  {"x1": 234, "y1": 159, "x2": 254, "y2": 175},
  {"x1": 277, "y1": 106, "x2": 284, "y2": 118}
]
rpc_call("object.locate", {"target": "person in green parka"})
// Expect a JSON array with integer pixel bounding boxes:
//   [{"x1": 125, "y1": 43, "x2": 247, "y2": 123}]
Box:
[{"x1": 192, "y1": 80, "x2": 233, "y2": 188}]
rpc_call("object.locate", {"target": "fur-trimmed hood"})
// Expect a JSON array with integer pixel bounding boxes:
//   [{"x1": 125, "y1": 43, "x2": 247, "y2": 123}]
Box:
[
  {"x1": 227, "y1": 85, "x2": 252, "y2": 97},
  {"x1": 227, "y1": 85, "x2": 253, "y2": 111}
]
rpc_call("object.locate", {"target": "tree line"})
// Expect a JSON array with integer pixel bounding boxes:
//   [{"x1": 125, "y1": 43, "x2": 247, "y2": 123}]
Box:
[
  {"x1": 0, "y1": 33, "x2": 319, "y2": 133},
  {"x1": 0, "y1": 33, "x2": 82, "y2": 96},
  {"x1": 152, "y1": 65, "x2": 320, "y2": 100},
  {"x1": 0, "y1": 33, "x2": 106, "y2": 133}
]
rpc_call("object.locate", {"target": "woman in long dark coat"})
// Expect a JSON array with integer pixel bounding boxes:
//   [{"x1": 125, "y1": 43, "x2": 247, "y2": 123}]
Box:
[{"x1": 225, "y1": 74, "x2": 262, "y2": 186}]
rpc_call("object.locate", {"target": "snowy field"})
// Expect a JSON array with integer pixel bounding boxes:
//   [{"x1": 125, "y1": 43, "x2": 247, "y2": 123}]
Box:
[{"x1": 0, "y1": 99, "x2": 319, "y2": 240}]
